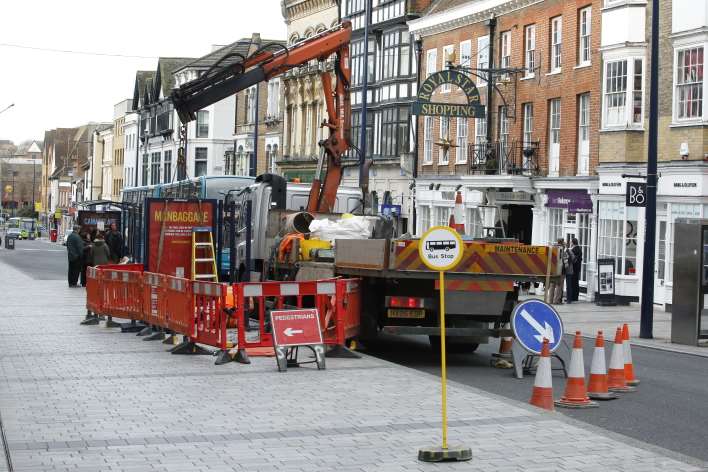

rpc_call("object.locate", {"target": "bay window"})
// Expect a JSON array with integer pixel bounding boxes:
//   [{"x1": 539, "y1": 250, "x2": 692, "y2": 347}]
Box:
[
  {"x1": 380, "y1": 107, "x2": 409, "y2": 158},
  {"x1": 602, "y1": 57, "x2": 644, "y2": 128},
  {"x1": 675, "y1": 46, "x2": 704, "y2": 120},
  {"x1": 382, "y1": 30, "x2": 411, "y2": 80}
]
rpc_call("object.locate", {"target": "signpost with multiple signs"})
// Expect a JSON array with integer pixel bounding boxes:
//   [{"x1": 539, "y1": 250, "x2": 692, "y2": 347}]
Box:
[
  {"x1": 270, "y1": 308, "x2": 325, "y2": 372},
  {"x1": 417, "y1": 226, "x2": 471, "y2": 463}
]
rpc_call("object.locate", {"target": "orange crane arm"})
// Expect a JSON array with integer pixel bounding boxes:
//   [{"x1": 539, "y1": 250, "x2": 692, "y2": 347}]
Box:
[{"x1": 171, "y1": 22, "x2": 352, "y2": 214}]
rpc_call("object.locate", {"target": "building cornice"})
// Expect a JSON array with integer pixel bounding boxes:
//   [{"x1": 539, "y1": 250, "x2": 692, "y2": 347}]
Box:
[{"x1": 407, "y1": 0, "x2": 543, "y2": 38}]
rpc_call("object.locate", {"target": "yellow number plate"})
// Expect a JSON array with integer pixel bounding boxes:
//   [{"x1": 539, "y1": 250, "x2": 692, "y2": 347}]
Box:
[{"x1": 387, "y1": 308, "x2": 425, "y2": 319}]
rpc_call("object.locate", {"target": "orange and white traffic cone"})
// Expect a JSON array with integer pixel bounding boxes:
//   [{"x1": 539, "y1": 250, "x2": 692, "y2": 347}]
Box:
[
  {"x1": 529, "y1": 339, "x2": 554, "y2": 411},
  {"x1": 587, "y1": 331, "x2": 618, "y2": 400},
  {"x1": 493, "y1": 323, "x2": 513, "y2": 359},
  {"x1": 449, "y1": 191, "x2": 465, "y2": 234},
  {"x1": 622, "y1": 323, "x2": 640, "y2": 386},
  {"x1": 608, "y1": 327, "x2": 636, "y2": 393},
  {"x1": 555, "y1": 332, "x2": 598, "y2": 408}
]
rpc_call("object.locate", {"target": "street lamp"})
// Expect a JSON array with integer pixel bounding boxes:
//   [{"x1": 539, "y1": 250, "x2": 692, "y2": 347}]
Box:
[
  {"x1": 0, "y1": 103, "x2": 14, "y2": 116},
  {"x1": 10, "y1": 171, "x2": 17, "y2": 217}
]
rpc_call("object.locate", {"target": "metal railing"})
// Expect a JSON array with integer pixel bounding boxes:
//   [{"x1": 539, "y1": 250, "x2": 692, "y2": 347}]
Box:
[{"x1": 467, "y1": 140, "x2": 541, "y2": 176}]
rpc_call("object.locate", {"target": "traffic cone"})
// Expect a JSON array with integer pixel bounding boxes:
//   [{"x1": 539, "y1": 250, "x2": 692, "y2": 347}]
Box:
[
  {"x1": 449, "y1": 191, "x2": 465, "y2": 234},
  {"x1": 622, "y1": 324, "x2": 640, "y2": 386},
  {"x1": 608, "y1": 327, "x2": 636, "y2": 392},
  {"x1": 493, "y1": 323, "x2": 513, "y2": 359},
  {"x1": 587, "y1": 331, "x2": 618, "y2": 400},
  {"x1": 529, "y1": 339, "x2": 554, "y2": 411},
  {"x1": 555, "y1": 332, "x2": 598, "y2": 408}
]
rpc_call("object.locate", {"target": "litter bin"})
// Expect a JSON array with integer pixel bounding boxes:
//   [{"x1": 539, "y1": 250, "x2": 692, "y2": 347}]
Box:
[
  {"x1": 50, "y1": 229, "x2": 57, "y2": 242},
  {"x1": 5, "y1": 237, "x2": 15, "y2": 250}
]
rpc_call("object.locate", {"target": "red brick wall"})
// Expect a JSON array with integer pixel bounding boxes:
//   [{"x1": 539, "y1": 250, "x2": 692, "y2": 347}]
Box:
[{"x1": 416, "y1": 0, "x2": 601, "y2": 178}]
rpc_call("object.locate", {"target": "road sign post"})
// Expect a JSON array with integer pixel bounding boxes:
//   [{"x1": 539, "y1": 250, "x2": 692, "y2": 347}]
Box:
[
  {"x1": 270, "y1": 308, "x2": 325, "y2": 372},
  {"x1": 417, "y1": 226, "x2": 471, "y2": 463},
  {"x1": 510, "y1": 299, "x2": 571, "y2": 379}
]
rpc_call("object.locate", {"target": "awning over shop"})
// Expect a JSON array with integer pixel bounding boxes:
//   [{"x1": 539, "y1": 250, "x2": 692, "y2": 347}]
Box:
[{"x1": 546, "y1": 189, "x2": 592, "y2": 214}]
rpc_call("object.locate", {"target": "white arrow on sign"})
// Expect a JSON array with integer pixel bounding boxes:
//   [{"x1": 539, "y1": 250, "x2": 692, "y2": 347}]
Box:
[
  {"x1": 283, "y1": 328, "x2": 304, "y2": 337},
  {"x1": 520, "y1": 309, "x2": 555, "y2": 344}
]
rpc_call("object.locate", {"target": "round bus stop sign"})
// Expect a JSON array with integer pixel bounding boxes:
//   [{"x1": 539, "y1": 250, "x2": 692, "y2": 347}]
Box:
[{"x1": 418, "y1": 226, "x2": 464, "y2": 272}]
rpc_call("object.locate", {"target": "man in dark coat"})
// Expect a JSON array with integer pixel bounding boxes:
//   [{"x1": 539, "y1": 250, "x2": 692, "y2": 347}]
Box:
[
  {"x1": 66, "y1": 225, "x2": 85, "y2": 287},
  {"x1": 570, "y1": 237, "x2": 583, "y2": 302},
  {"x1": 105, "y1": 223, "x2": 123, "y2": 263}
]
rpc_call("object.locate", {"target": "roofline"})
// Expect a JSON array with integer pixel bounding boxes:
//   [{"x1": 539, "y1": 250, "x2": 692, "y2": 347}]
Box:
[{"x1": 408, "y1": 0, "x2": 542, "y2": 37}]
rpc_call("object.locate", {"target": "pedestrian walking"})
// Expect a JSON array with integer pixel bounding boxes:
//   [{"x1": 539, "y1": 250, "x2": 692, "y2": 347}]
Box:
[
  {"x1": 105, "y1": 223, "x2": 123, "y2": 263},
  {"x1": 546, "y1": 239, "x2": 566, "y2": 304},
  {"x1": 89, "y1": 232, "x2": 112, "y2": 267},
  {"x1": 66, "y1": 225, "x2": 85, "y2": 287},
  {"x1": 570, "y1": 237, "x2": 582, "y2": 302},
  {"x1": 562, "y1": 241, "x2": 576, "y2": 303},
  {"x1": 80, "y1": 230, "x2": 92, "y2": 287}
]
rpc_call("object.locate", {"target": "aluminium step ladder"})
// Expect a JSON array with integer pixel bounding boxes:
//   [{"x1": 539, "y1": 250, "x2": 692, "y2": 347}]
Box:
[{"x1": 191, "y1": 227, "x2": 218, "y2": 281}]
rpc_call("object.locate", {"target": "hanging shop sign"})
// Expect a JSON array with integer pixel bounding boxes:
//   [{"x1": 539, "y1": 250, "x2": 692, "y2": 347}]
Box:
[
  {"x1": 625, "y1": 182, "x2": 647, "y2": 208},
  {"x1": 412, "y1": 70, "x2": 485, "y2": 118},
  {"x1": 545, "y1": 190, "x2": 593, "y2": 214}
]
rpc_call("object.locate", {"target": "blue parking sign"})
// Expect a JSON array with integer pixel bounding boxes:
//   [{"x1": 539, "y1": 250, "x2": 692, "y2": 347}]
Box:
[{"x1": 510, "y1": 299, "x2": 564, "y2": 354}]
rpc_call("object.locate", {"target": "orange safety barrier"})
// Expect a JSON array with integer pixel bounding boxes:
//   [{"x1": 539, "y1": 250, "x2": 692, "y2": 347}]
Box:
[
  {"x1": 101, "y1": 268, "x2": 144, "y2": 321},
  {"x1": 163, "y1": 275, "x2": 194, "y2": 338},
  {"x1": 232, "y1": 278, "x2": 361, "y2": 363},
  {"x1": 141, "y1": 272, "x2": 164, "y2": 328},
  {"x1": 85, "y1": 266, "x2": 102, "y2": 316},
  {"x1": 193, "y1": 280, "x2": 231, "y2": 363}
]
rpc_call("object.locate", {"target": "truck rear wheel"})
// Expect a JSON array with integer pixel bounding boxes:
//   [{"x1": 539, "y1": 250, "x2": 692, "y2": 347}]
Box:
[{"x1": 428, "y1": 336, "x2": 479, "y2": 354}]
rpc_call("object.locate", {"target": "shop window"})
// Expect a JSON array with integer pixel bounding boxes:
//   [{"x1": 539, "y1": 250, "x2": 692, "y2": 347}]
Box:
[
  {"x1": 548, "y1": 208, "x2": 564, "y2": 245},
  {"x1": 419, "y1": 206, "x2": 430, "y2": 234},
  {"x1": 435, "y1": 206, "x2": 451, "y2": 227},
  {"x1": 598, "y1": 201, "x2": 638, "y2": 276},
  {"x1": 577, "y1": 213, "x2": 591, "y2": 283},
  {"x1": 466, "y1": 207, "x2": 483, "y2": 238}
]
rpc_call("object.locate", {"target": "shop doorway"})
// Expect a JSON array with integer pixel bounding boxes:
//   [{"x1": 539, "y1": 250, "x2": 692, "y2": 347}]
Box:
[{"x1": 505, "y1": 205, "x2": 533, "y2": 244}]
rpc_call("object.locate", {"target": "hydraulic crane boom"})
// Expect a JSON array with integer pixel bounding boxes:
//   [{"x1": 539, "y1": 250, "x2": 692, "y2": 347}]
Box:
[{"x1": 171, "y1": 22, "x2": 352, "y2": 214}]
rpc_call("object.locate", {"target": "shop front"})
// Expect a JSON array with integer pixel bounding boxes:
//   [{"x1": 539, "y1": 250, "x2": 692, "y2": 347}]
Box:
[{"x1": 597, "y1": 162, "x2": 708, "y2": 308}]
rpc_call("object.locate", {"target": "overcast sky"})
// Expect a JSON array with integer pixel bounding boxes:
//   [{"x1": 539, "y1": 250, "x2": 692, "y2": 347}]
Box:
[{"x1": 0, "y1": 0, "x2": 287, "y2": 144}]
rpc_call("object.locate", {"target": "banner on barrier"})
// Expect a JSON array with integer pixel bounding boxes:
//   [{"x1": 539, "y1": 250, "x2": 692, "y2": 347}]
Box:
[{"x1": 144, "y1": 198, "x2": 218, "y2": 279}]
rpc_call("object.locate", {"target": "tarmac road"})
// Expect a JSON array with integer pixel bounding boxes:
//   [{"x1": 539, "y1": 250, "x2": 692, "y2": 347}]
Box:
[
  {"x1": 0, "y1": 237, "x2": 67, "y2": 280},
  {"x1": 364, "y1": 332, "x2": 708, "y2": 462}
]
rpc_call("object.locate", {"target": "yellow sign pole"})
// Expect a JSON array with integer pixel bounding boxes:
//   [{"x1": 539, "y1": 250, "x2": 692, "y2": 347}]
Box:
[
  {"x1": 439, "y1": 269, "x2": 448, "y2": 450},
  {"x1": 417, "y1": 226, "x2": 471, "y2": 462}
]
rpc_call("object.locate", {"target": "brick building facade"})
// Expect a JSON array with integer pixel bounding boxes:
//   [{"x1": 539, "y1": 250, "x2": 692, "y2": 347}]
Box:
[
  {"x1": 596, "y1": 0, "x2": 708, "y2": 306},
  {"x1": 409, "y1": 0, "x2": 602, "y2": 293}
]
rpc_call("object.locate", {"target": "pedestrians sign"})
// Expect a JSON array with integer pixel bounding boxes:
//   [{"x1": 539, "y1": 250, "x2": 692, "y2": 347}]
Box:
[
  {"x1": 511, "y1": 299, "x2": 564, "y2": 354},
  {"x1": 418, "y1": 226, "x2": 464, "y2": 271},
  {"x1": 270, "y1": 308, "x2": 325, "y2": 372},
  {"x1": 271, "y1": 309, "x2": 323, "y2": 347}
]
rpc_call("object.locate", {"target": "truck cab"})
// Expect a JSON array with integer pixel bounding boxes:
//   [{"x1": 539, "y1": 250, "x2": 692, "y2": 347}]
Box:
[{"x1": 227, "y1": 174, "x2": 361, "y2": 280}]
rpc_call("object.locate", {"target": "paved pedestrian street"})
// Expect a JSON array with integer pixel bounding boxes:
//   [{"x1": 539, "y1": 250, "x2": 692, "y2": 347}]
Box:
[{"x1": 0, "y1": 260, "x2": 706, "y2": 472}]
